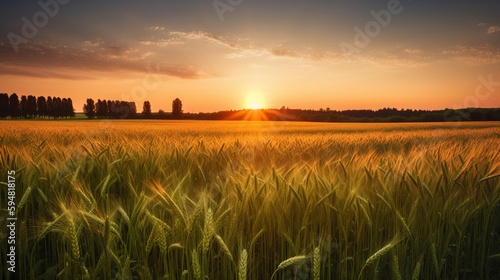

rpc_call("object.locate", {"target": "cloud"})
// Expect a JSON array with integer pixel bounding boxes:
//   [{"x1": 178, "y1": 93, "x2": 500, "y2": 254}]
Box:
[
  {"x1": 487, "y1": 26, "x2": 500, "y2": 34},
  {"x1": 338, "y1": 44, "x2": 500, "y2": 68},
  {"x1": 338, "y1": 46, "x2": 431, "y2": 68},
  {"x1": 404, "y1": 48, "x2": 422, "y2": 55},
  {"x1": 0, "y1": 41, "x2": 208, "y2": 80},
  {"x1": 4, "y1": 29, "x2": 497, "y2": 82},
  {"x1": 169, "y1": 31, "x2": 244, "y2": 50},
  {"x1": 363, "y1": 45, "x2": 500, "y2": 67},
  {"x1": 140, "y1": 38, "x2": 184, "y2": 47},
  {"x1": 270, "y1": 48, "x2": 301, "y2": 59},
  {"x1": 160, "y1": 31, "x2": 347, "y2": 63},
  {"x1": 149, "y1": 26, "x2": 165, "y2": 31},
  {"x1": 82, "y1": 28, "x2": 500, "y2": 71},
  {"x1": 162, "y1": 30, "x2": 500, "y2": 67},
  {"x1": 443, "y1": 45, "x2": 500, "y2": 65}
]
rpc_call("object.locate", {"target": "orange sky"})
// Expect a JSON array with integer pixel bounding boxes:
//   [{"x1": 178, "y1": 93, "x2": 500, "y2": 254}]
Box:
[{"x1": 1, "y1": 1, "x2": 499, "y2": 112}]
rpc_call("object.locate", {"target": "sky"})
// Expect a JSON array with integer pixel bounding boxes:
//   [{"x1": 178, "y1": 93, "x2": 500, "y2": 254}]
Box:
[{"x1": 1, "y1": 0, "x2": 500, "y2": 113}]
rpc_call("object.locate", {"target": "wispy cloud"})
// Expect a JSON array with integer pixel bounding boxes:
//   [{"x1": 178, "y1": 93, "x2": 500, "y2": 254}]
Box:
[
  {"x1": 140, "y1": 38, "x2": 184, "y2": 47},
  {"x1": 404, "y1": 48, "x2": 423, "y2": 55},
  {"x1": 443, "y1": 45, "x2": 500, "y2": 65},
  {"x1": 0, "y1": 41, "x2": 208, "y2": 80},
  {"x1": 148, "y1": 30, "x2": 346, "y2": 63},
  {"x1": 487, "y1": 26, "x2": 500, "y2": 35},
  {"x1": 149, "y1": 26, "x2": 165, "y2": 31},
  {"x1": 2, "y1": 28, "x2": 499, "y2": 81},
  {"x1": 152, "y1": 30, "x2": 500, "y2": 67},
  {"x1": 359, "y1": 49, "x2": 430, "y2": 68},
  {"x1": 361, "y1": 45, "x2": 500, "y2": 67},
  {"x1": 169, "y1": 31, "x2": 245, "y2": 50}
]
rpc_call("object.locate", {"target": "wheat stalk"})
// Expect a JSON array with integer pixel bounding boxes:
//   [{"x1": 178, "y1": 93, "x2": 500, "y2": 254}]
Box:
[
  {"x1": 116, "y1": 206, "x2": 130, "y2": 224},
  {"x1": 146, "y1": 224, "x2": 159, "y2": 254},
  {"x1": 271, "y1": 255, "x2": 309, "y2": 279},
  {"x1": 168, "y1": 243, "x2": 184, "y2": 251},
  {"x1": 67, "y1": 215, "x2": 80, "y2": 260},
  {"x1": 215, "y1": 234, "x2": 233, "y2": 262},
  {"x1": 238, "y1": 249, "x2": 247, "y2": 280},
  {"x1": 192, "y1": 249, "x2": 202, "y2": 280},
  {"x1": 17, "y1": 186, "x2": 33, "y2": 211},
  {"x1": 431, "y1": 242, "x2": 440, "y2": 276},
  {"x1": 412, "y1": 254, "x2": 424, "y2": 280},
  {"x1": 359, "y1": 234, "x2": 405, "y2": 279},
  {"x1": 122, "y1": 256, "x2": 131, "y2": 280},
  {"x1": 201, "y1": 208, "x2": 214, "y2": 254},
  {"x1": 391, "y1": 251, "x2": 402, "y2": 280},
  {"x1": 364, "y1": 243, "x2": 393, "y2": 267},
  {"x1": 313, "y1": 246, "x2": 321, "y2": 280}
]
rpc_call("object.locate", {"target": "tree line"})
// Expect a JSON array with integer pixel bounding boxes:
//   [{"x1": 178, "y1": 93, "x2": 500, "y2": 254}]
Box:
[
  {"x1": 0, "y1": 93, "x2": 75, "y2": 119},
  {"x1": 83, "y1": 99, "x2": 138, "y2": 119},
  {"x1": 2, "y1": 93, "x2": 498, "y2": 122},
  {"x1": 185, "y1": 107, "x2": 500, "y2": 122},
  {"x1": 83, "y1": 98, "x2": 183, "y2": 119}
]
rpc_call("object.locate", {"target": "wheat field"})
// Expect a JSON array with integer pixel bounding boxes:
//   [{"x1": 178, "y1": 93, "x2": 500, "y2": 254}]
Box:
[{"x1": 1, "y1": 120, "x2": 500, "y2": 279}]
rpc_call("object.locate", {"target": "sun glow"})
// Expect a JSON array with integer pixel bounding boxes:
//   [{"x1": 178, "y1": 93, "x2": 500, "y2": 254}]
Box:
[
  {"x1": 249, "y1": 100, "x2": 261, "y2": 110},
  {"x1": 245, "y1": 92, "x2": 265, "y2": 110}
]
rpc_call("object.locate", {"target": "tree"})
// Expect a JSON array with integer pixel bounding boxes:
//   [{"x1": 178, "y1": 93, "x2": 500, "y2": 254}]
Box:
[
  {"x1": 116, "y1": 101, "x2": 129, "y2": 119},
  {"x1": 53, "y1": 97, "x2": 62, "y2": 119},
  {"x1": 107, "y1": 100, "x2": 112, "y2": 118},
  {"x1": 20, "y1": 95, "x2": 28, "y2": 118},
  {"x1": 108, "y1": 100, "x2": 121, "y2": 119},
  {"x1": 9, "y1": 93, "x2": 21, "y2": 118},
  {"x1": 47, "y1": 96, "x2": 54, "y2": 118},
  {"x1": 61, "y1": 98, "x2": 69, "y2": 118},
  {"x1": 172, "y1": 98, "x2": 183, "y2": 119},
  {"x1": 27, "y1": 95, "x2": 37, "y2": 118},
  {"x1": 129, "y1": 102, "x2": 137, "y2": 115},
  {"x1": 37, "y1": 96, "x2": 47, "y2": 118},
  {"x1": 83, "y1": 98, "x2": 96, "y2": 119},
  {"x1": 0, "y1": 93, "x2": 9, "y2": 118},
  {"x1": 96, "y1": 99, "x2": 107, "y2": 118},
  {"x1": 67, "y1": 98, "x2": 75, "y2": 118},
  {"x1": 143, "y1": 101, "x2": 151, "y2": 117}
]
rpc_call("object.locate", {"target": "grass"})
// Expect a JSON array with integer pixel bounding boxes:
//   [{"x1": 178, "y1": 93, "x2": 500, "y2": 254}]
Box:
[{"x1": 1, "y1": 120, "x2": 500, "y2": 279}]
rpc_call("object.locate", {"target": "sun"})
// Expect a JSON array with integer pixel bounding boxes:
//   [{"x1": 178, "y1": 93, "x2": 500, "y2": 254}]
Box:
[
  {"x1": 245, "y1": 92, "x2": 265, "y2": 110},
  {"x1": 249, "y1": 100, "x2": 261, "y2": 110}
]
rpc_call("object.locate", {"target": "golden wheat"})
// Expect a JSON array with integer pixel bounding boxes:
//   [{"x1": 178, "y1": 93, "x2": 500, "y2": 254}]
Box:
[
  {"x1": 238, "y1": 249, "x2": 248, "y2": 280},
  {"x1": 192, "y1": 249, "x2": 202, "y2": 280},
  {"x1": 313, "y1": 246, "x2": 321, "y2": 280},
  {"x1": 1, "y1": 120, "x2": 499, "y2": 280}
]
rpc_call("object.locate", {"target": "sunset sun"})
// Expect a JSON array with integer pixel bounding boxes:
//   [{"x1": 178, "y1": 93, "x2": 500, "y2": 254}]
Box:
[
  {"x1": 245, "y1": 93, "x2": 265, "y2": 110},
  {"x1": 249, "y1": 100, "x2": 261, "y2": 110}
]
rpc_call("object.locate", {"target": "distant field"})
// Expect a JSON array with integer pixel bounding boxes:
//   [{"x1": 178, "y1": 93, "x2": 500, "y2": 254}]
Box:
[{"x1": 1, "y1": 120, "x2": 500, "y2": 279}]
